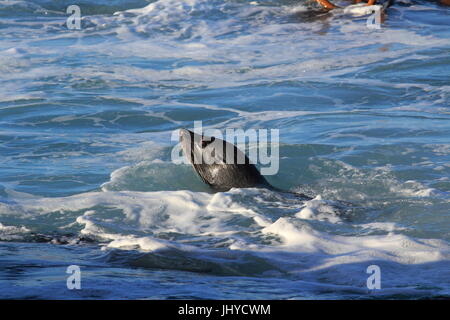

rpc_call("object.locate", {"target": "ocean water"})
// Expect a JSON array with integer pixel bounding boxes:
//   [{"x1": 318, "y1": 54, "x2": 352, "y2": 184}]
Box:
[{"x1": 0, "y1": 0, "x2": 449, "y2": 299}]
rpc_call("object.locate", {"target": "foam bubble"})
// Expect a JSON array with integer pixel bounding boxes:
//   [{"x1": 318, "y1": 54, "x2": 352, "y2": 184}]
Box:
[
  {"x1": 296, "y1": 195, "x2": 342, "y2": 223},
  {"x1": 0, "y1": 223, "x2": 30, "y2": 241}
]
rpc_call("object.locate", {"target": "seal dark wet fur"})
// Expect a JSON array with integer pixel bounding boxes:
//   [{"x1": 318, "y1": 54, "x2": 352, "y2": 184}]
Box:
[
  {"x1": 179, "y1": 128, "x2": 312, "y2": 200},
  {"x1": 179, "y1": 128, "x2": 270, "y2": 191}
]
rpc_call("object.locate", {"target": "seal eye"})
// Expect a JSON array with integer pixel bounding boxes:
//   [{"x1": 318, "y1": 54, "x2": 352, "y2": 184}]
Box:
[{"x1": 201, "y1": 136, "x2": 215, "y2": 148}]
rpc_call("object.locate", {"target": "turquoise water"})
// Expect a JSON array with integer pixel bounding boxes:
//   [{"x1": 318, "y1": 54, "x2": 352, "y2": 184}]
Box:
[{"x1": 0, "y1": 0, "x2": 449, "y2": 299}]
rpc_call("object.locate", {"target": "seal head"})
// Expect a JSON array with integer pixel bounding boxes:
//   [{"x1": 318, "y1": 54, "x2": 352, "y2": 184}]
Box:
[{"x1": 179, "y1": 128, "x2": 269, "y2": 191}]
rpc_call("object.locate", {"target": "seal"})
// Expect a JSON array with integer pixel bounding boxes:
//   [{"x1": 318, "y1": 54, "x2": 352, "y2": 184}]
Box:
[
  {"x1": 179, "y1": 128, "x2": 270, "y2": 191},
  {"x1": 179, "y1": 128, "x2": 312, "y2": 200}
]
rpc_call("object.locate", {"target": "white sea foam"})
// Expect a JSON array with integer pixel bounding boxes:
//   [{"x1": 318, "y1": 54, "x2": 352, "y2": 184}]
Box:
[
  {"x1": 341, "y1": 4, "x2": 383, "y2": 17},
  {"x1": 0, "y1": 181, "x2": 449, "y2": 296},
  {"x1": 296, "y1": 195, "x2": 342, "y2": 223},
  {"x1": 0, "y1": 222, "x2": 30, "y2": 241},
  {"x1": 49, "y1": 0, "x2": 443, "y2": 91},
  {"x1": 389, "y1": 180, "x2": 442, "y2": 198}
]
